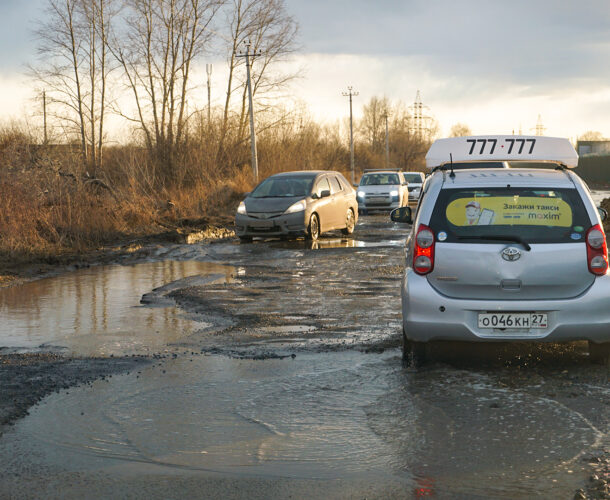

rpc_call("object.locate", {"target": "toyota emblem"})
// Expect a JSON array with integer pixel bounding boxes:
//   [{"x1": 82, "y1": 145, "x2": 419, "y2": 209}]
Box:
[{"x1": 501, "y1": 247, "x2": 521, "y2": 262}]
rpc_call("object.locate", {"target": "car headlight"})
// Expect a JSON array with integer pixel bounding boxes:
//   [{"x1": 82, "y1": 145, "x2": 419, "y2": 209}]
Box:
[
  {"x1": 284, "y1": 200, "x2": 306, "y2": 214},
  {"x1": 357, "y1": 191, "x2": 365, "y2": 198},
  {"x1": 390, "y1": 190, "x2": 399, "y2": 197},
  {"x1": 237, "y1": 201, "x2": 247, "y2": 215}
]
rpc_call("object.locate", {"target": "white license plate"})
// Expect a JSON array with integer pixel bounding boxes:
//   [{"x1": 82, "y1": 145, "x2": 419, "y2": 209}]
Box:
[{"x1": 478, "y1": 313, "x2": 547, "y2": 329}]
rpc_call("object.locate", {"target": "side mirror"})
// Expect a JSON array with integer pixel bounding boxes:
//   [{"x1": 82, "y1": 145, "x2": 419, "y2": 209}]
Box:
[
  {"x1": 402, "y1": 181, "x2": 409, "y2": 186},
  {"x1": 598, "y1": 207, "x2": 608, "y2": 222},
  {"x1": 390, "y1": 206, "x2": 412, "y2": 224},
  {"x1": 320, "y1": 189, "x2": 331, "y2": 198}
]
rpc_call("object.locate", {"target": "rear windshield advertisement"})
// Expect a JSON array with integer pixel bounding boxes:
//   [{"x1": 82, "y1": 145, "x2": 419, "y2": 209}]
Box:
[{"x1": 446, "y1": 196, "x2": 573, "y2": 227}]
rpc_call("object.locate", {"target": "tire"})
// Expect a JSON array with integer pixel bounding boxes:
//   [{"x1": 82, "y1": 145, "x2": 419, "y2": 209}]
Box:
[
  {"x1": 589, "y1": 341, "x2": 610, "y2": 366},
  {"x1": 306, "y1": 213, "x2": 320, "y2": 241},
  {"x1": 238, "y1": 235, "x2": 252, "y2": 243},
  {"x1": 402, "y1": 329, "x2": 427, "y2": 367},
  {"x1": 341, "y1": 209, "x2": 355, "y2": 235}
]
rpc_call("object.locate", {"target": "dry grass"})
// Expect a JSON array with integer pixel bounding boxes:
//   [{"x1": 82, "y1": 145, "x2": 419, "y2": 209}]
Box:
[
  {"x1": 0, "y1": 137, "x2": 253, "y2": 268},
  {"x1": 0, "y1": 114, "x2": 431, "y2": 269}
]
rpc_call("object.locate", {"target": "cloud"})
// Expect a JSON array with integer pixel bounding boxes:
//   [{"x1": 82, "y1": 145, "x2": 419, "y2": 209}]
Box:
[
  {"x1": 285, "y1": 52, "x2": 610, "y2": 139},
  {"x1": 0, "y1": 75, "x2": 37, "y2": 122},
  {"x1": 286, "y1": 0, "x2": 610, "y2": 90}
]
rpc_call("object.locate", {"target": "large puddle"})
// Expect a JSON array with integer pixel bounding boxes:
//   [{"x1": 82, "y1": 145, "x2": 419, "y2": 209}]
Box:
[
  {"x1": 0, "y1": 261, "x2": 234, "y2": 356},
  {"x1": 0, "y1": 351, "x2": 599, "y2": 497}
]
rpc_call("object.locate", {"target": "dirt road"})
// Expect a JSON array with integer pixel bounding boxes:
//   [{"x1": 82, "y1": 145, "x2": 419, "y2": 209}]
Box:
[{"x1": 0, "y1": 215, "x2": 608, "y2": 499}]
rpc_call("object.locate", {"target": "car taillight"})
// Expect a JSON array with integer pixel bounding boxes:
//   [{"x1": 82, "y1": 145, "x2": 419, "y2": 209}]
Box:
[
  {"x1": 586, "y1": 224, "x2": 608, "y2": 276},
  {"x1": 413, "y1": 224, "x2": 435, "y2": 275}
]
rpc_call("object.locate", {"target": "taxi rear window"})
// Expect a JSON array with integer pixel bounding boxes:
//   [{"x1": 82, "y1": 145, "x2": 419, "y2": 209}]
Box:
[{"x1": 429, "y1": 187, "x2": 590, "y2": 244}]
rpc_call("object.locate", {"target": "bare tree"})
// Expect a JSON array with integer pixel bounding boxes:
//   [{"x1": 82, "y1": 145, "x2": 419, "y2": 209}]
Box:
[
  {"x1": 110, "y1": 0, "x2": 223, "y2": 182},
  {"x1": 579, "y1": 131, "x2": 605, "y2": 141},
  {"x1": 359, "y1": 96, "x2": 389, "y2": 153},
  {"x1": 218, "y1": 0, "x2": 299, "y2": 157},
  {"x1": 32, "y1": 0, "x2": 116, "y2": 175},
  {"x1": 449, "y1": 122, "x2": 472, "y2": 137}
]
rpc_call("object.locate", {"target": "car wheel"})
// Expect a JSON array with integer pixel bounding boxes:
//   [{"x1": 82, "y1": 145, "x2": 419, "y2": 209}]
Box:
[
  {"x1": 341, "y1": 209, "x2": 355, "y2": 235},
  {"x1": 402, "y1": 329, "x2": 427, "y2": 367},
  {"x1": 589, "y1": 341, "x2": 610, "y2": 366},
  {"x1": 306, "y1": 213, "x2": 320, "y2": 241},
  {"x1": 238, "y1": 235, "x2": 252, "y2": 243}
]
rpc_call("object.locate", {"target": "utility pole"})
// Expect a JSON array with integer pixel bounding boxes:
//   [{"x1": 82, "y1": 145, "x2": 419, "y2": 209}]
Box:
[
  {"x1": 342, "y1": 86, "x2": 358, "y2": 185},
  {"x1": 206, "y1": 64, "x2": 212, "y2": 125},
  {"x1": 42, "y1": 90, "x2": 48, "y2": 145},
  {"x1": 382, "y1": 110, "x2": 389, "y2": 168},
  {"x1": 237, "y1": 41, "x2": 262, "y2": 183}
]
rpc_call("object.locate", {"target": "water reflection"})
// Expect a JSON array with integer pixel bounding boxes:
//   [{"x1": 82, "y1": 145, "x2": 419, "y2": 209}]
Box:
[
  {"x1": 270, "y1": 238, "x2": 404, "y2": 250},
  {"x1": 0, "y1": 261, "x2": 234, "y2": 356}
]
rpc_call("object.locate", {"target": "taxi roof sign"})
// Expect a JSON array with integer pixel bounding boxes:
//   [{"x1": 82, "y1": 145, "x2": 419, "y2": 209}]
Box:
[{"x1": 425, "y1": 135, "x2": 578, "y2": 169}]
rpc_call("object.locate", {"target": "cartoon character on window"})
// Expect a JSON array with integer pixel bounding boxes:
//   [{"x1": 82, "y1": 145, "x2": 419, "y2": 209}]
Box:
[{"x1": 465, "y1": 200, "x2": 481, "y2": 225}]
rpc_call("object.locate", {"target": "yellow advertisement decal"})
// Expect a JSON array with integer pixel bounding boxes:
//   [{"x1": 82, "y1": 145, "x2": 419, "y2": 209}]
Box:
[{"x1": 446, "y1": 196, "x2": 573, "y2": 227}]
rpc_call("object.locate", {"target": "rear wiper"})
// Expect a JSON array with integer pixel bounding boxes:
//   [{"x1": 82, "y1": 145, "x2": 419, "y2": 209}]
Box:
[{"x1": 456, "y1": 235, "x2": 531, "y2": 251}]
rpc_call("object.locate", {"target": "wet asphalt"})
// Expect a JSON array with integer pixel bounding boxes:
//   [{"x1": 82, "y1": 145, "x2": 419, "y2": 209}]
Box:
[{"x1": 0, "y1": 213, "x2": 608, "y2": 499}]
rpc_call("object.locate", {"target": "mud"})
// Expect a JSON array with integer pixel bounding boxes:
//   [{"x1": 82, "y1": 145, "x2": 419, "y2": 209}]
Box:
[
  {"x1": 0, "y1": 212, "x2": 608, "y2": 499},
  {"x1": 0, "y1": 353, "x2": 150, "y2": 437}
]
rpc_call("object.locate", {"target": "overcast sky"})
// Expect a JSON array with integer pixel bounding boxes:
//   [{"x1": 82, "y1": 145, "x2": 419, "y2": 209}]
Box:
[{"x1": 2, "y1": 0, "x2": 610, "y2": 138}]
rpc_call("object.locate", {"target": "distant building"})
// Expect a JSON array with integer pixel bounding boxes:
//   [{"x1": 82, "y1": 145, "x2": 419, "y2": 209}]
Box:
[{"x1": 577, "y1": 140, "x2": 610, "y2": 156}]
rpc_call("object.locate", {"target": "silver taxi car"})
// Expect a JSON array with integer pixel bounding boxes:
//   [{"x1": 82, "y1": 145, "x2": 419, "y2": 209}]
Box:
[
  {"x1": 235, "y1": 170, "x2": 358, "y2": 241},
  {"x1": 392, "y1": 135, "x2": 610, "y2": 366}
]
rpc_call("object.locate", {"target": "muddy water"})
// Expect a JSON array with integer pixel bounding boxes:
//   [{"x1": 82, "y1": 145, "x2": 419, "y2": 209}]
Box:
[
  {"x1": 0, "y1": 214, "x2": 608, "y2": 498},
  {"x1": 0, "y1": 351, "x2": 606, "y2": 498},
  {"x1": 0, "y1": 260, "x2": 233, "y2": 356}
]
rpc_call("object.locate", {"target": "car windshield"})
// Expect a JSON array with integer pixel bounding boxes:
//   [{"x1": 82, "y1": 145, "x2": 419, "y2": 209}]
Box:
[
  {"x1": 360, "y1": 173, "x2": 400, "y2": 186},
  {"x1": 403, "y1": 173, "x2": 423, "y2": 183},
  {"x1": 250, "y1": 175, "x2": 316, "y2": 198},
  {"x1": 429, "y1": 187, "x2": 590, "y2": 244}
]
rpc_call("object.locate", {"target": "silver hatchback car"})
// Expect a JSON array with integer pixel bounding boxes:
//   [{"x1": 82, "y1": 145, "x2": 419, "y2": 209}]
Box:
[
  {"x1": 235, "y1": 170, "x2": 358, "y2": 241},
  {"x1": 392, "y1": 135, "x2": 610, "y2": 366}
]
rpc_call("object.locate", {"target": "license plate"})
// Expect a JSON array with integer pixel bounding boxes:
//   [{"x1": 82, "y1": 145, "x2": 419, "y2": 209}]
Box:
[
  {"x1": 478, "y1": 313, "x2": 547, "y2": 329},
  {"x1": 250, "y1": 220, "x2": 273, "y2": 228}
]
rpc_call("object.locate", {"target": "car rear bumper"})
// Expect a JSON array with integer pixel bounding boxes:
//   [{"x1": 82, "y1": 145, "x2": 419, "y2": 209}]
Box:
[
  {"x1": 235, "y1": 212, "x2": 307, "y2": 237},
  {"x1": 402, "y1": 270, "x2": 610, "y2": 343}
]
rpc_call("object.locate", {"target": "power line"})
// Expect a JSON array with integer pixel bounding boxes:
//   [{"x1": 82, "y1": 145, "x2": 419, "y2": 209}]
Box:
[
  {"x1": 381, "y1": 110, "x2": 390, "y2": 168},
  {"x1": 408, "y1": 90, "x2": 433, "y2": 138},
  {"x1": 534, "y1": 114, "x2": 546, "y2": 136},
  {"x1": 342, "y1": 86, "x2": 358, "y2": 185},
  {"x1": 206, "y1": 64, "x2": 212, "y2": 125},
  {"x1": 237, "y1": 41, "x2": 262, "y2": 183}
]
